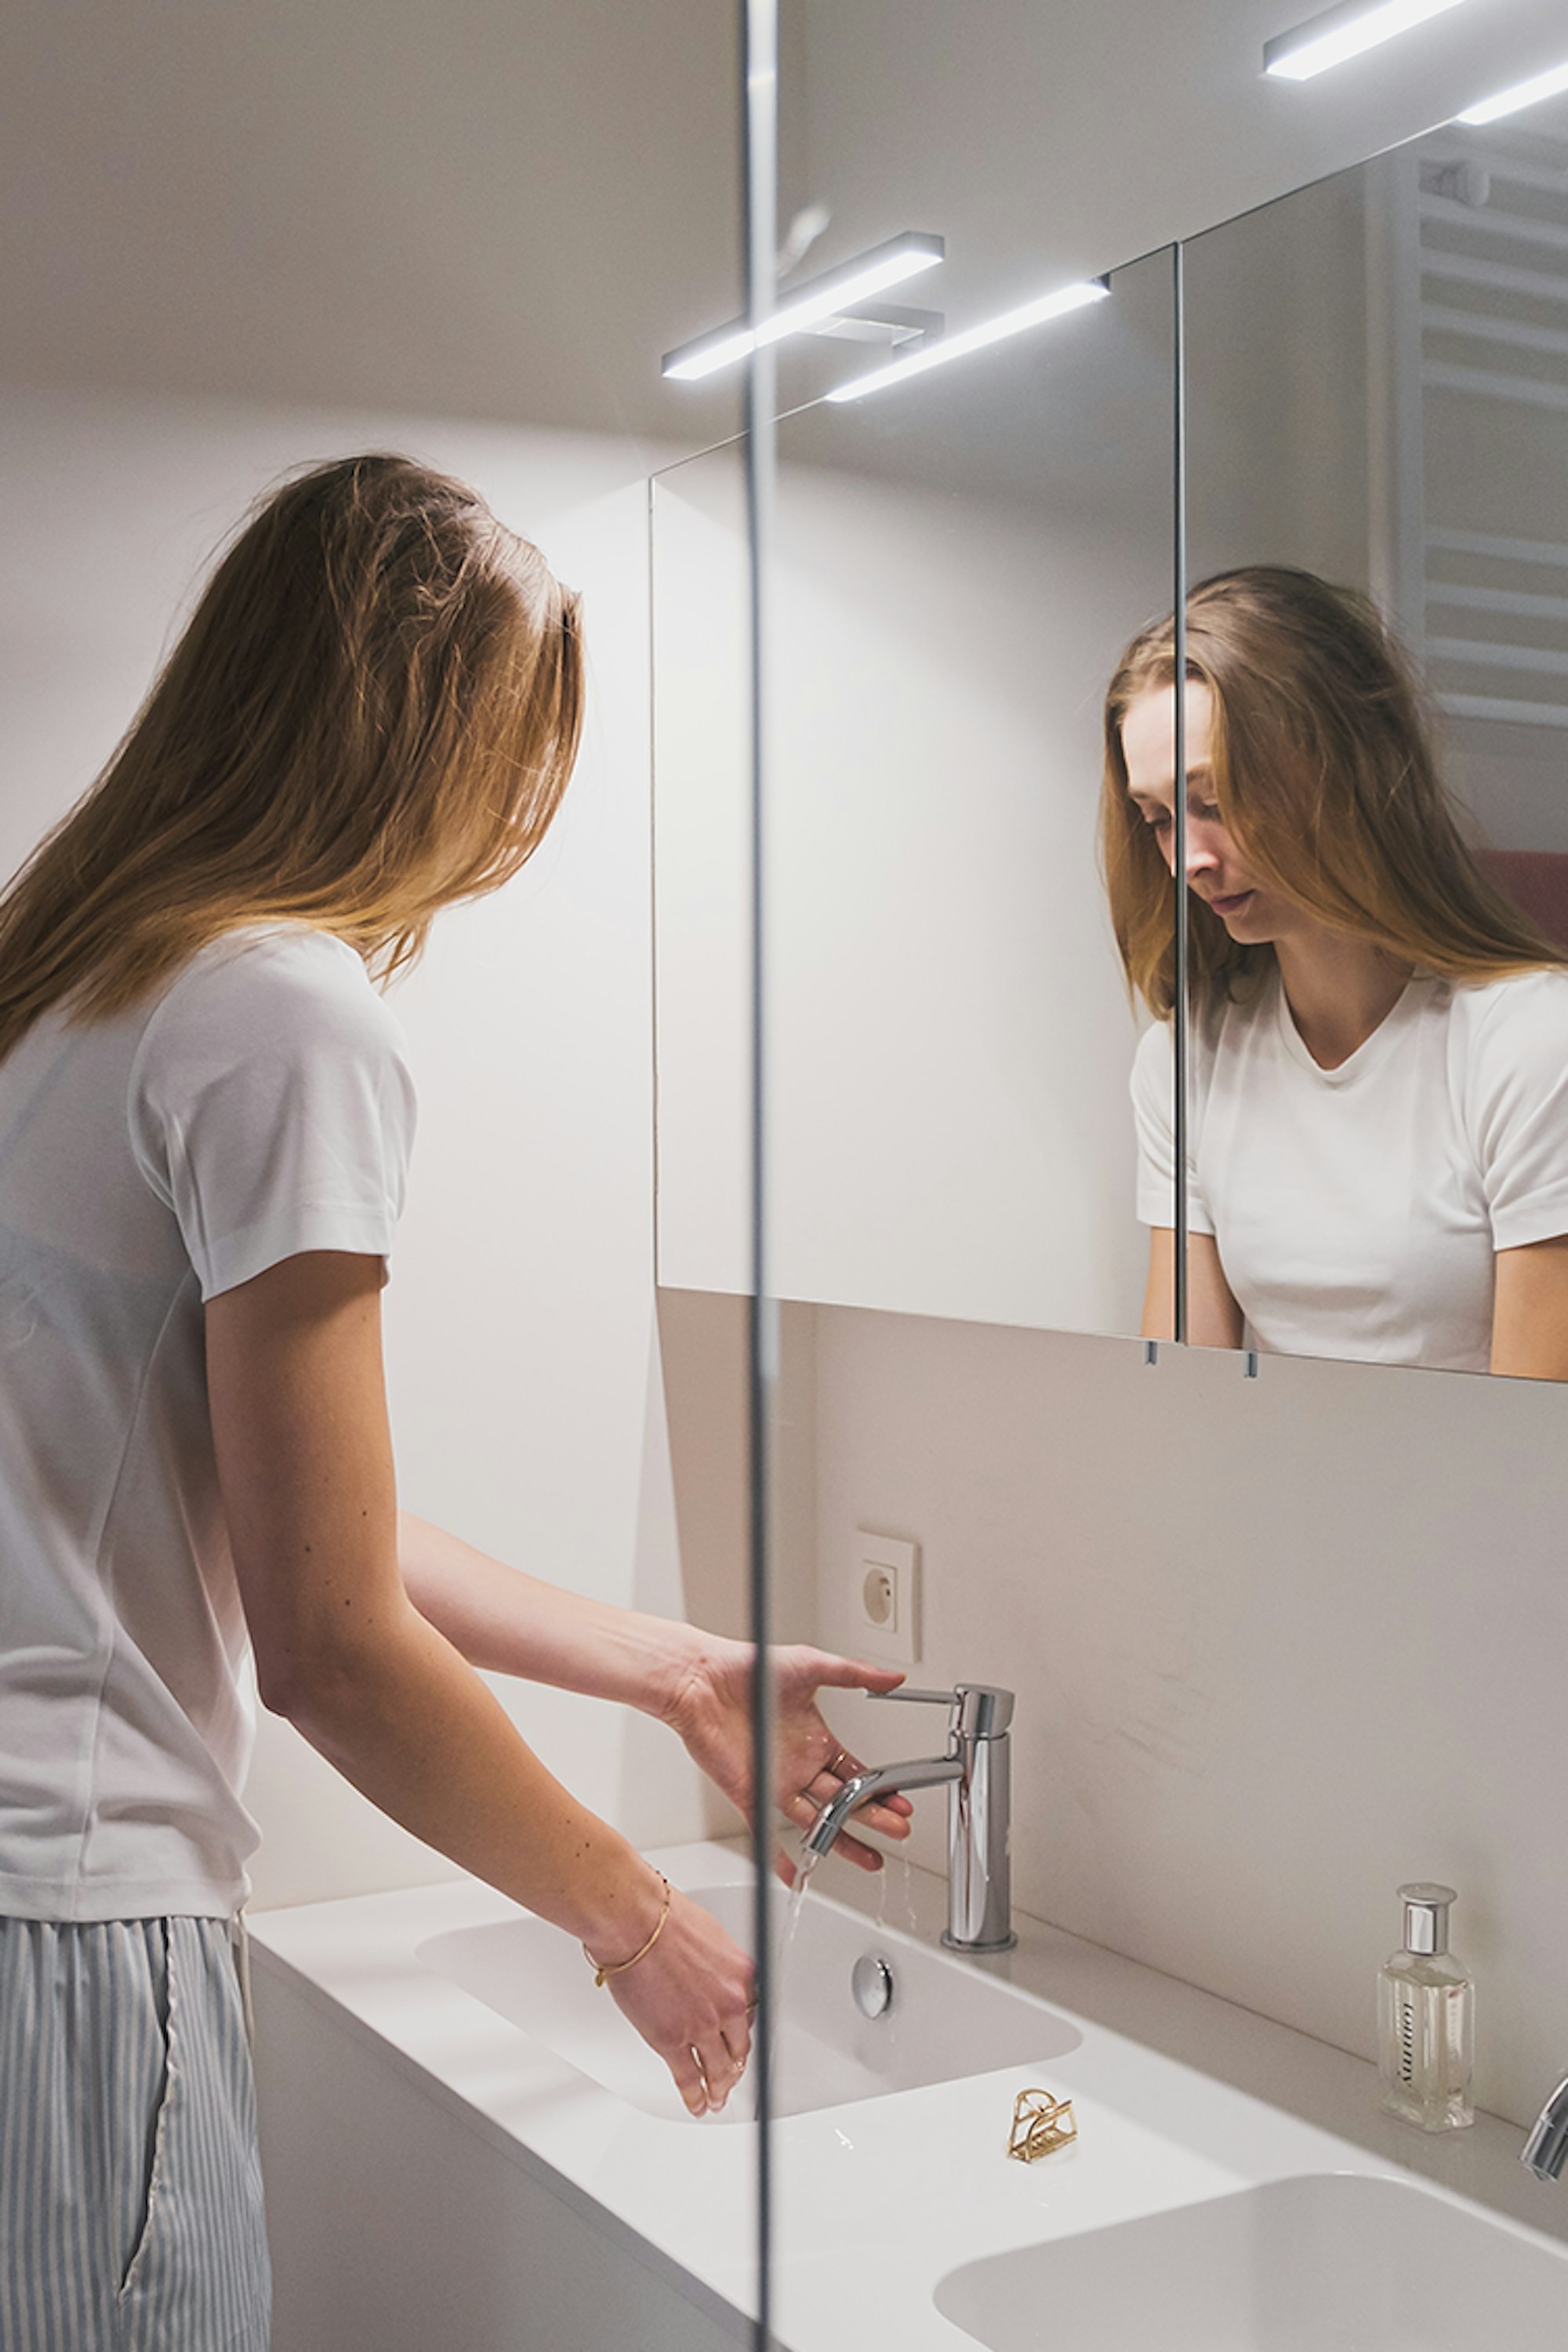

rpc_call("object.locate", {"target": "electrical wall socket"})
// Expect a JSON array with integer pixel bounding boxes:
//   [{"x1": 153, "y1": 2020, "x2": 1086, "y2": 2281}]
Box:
[{"x1": 851, "y1": 1529, "x2": 920, "y2": 1664}]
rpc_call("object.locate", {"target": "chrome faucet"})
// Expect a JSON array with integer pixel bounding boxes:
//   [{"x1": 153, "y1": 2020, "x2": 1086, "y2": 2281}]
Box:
[
  {"x1": 804, "y1": 1683, "x2": 1016, "y2": 1952},
  {"x1": 1522, "y1": 2071, "x2": 1568, "y2": 2180}
]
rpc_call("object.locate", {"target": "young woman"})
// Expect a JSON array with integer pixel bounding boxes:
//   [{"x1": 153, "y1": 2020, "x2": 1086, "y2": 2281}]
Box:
[
  {"x1": 0, "y1": 453, "x2": 909, "y2": 2350},
  {"x1": 1102, "y1": 564, "x2": 1568, "y2": 1378}
]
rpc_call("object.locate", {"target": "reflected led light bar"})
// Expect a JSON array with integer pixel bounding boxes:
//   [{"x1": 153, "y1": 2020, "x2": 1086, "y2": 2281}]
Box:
[
  {"x1": 661, "y1": 232, "x2": 945, "y2": 383},
  {"x1": 824, "y1": 278, "x2": 1111, "y2": 405},
  {"x1": 1263, "y1": 0, "x2": 1471, "y2": 81},
  {"x1": 1458, "y1": 55, "x2": 1568, "y2": 123}
]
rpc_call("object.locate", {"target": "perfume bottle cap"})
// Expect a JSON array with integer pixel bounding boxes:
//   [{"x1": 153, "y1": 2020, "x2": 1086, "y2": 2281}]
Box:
[{"x1": 1399, "y1": 1882, "x2": 1457, "y2": 1956}]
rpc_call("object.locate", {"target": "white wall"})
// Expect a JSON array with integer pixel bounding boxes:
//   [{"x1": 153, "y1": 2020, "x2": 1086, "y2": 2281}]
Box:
[
  {"x1": 809, "y1": 1304, "x2": 1568, "y2": 2134},
  {"x1": 0, "y1": 0, "x2": 741, "y2": 447},
  {"x1": 0, "y1": 389, "x2": 731, "y2": 1907}
]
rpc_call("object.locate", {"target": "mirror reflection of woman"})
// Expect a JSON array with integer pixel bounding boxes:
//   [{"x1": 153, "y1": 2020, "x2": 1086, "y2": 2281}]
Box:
[{"x1": 1102, "y1": 565, "x2": 1568, "y2": 1379}]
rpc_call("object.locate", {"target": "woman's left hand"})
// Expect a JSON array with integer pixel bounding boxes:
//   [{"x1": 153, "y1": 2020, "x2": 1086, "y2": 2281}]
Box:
[{"x1": 663, "y1": 1639, "x2": 916, "y2": 1883}]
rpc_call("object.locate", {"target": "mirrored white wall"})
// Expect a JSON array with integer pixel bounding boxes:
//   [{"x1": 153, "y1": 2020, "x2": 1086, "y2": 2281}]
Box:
[{"x1": 654, "y1": 250, "x2": 1179, "y2": 1338}]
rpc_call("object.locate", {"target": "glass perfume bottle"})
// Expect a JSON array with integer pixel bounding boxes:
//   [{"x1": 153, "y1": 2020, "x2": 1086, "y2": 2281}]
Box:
[{"x1": 1377, "y1": 1882, "x2": 1473, "y2": 2132}]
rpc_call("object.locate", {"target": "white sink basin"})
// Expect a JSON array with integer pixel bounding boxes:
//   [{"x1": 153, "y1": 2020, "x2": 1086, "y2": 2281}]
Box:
[
  {"x1": 935, "y1": 2172, "x2": 1568, "y2": 2350},
  {"x1": 417, "y1": 1876, "x2": 1079, "y2": 2126}
]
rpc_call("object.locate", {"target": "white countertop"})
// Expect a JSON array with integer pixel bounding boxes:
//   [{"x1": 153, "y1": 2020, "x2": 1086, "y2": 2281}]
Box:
[{"x1": 249, "y1": 1840, "x2": 1568, "y2": 2349}]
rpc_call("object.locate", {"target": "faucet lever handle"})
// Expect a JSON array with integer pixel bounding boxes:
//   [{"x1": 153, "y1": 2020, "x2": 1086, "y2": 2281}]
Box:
[{"x1": 869, "y1": 1682, "x2": 1014, "y2": 1738}]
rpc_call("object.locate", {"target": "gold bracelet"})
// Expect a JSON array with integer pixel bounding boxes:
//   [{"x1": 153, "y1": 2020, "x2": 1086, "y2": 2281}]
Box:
[{"x1": 583, "y1": 1873, "x2": 672, "y2": 1989}]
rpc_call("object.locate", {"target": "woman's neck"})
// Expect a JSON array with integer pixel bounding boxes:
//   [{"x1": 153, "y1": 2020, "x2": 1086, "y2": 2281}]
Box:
[{"x1": 1273, "y1": 924, "x2": 1414, "y2": 1070}]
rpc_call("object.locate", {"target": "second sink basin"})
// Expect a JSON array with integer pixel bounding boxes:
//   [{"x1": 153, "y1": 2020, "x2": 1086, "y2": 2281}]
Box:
[
  {"x1": 417, "y1": 1873, "x2": 1079, "y2": 2125},
  {"x1": 935, "y1": 2172, "x2": 1568, "y2": 2350}
]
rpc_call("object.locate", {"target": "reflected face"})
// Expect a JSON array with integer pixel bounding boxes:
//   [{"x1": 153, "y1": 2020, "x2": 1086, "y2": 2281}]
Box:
[{"x1": 1120, "y1": 681, "x2": 1301, "y2": 946}]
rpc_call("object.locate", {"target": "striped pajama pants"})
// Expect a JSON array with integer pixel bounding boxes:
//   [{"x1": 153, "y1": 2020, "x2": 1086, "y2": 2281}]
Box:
[{"x1": 0, "y1": 1916, "x2": 271, "y2": 2352}]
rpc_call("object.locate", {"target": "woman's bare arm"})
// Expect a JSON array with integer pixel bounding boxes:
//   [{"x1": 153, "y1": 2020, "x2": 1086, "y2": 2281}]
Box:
[
  {"x1": 396, "y1": 1512, "x2": 915, "y2": 1882},
  {"x1": 1141, "y1": 1228, "x2": 1247, "y2": 1349},
  {"x1": 1491, "y1": 1236, "x2": 1568, "y2": 1380},
  {"x1": 206, "y1": 1249, "x2": 752, "y2": 2113},
  {"x1": 396, "y1": 1512, "x2": 703, "y2": 1710}
]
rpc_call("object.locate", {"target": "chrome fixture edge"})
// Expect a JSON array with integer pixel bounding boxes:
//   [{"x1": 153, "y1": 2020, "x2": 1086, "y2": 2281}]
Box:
[
  {"x1": 824, "y1": 278, "x2": 1109, "y2": 404},
  {"x1": 661, "y1": 230, "x2": 945, "y2": 381},
  {"x1": 1459, "y1": 56, "x2": 1568, "y2": 126},
  {"x1": 1522, "y1": 2069, "x2": 1568, "y2": 2180},
  {"x1": 1263, "y1": 0, "x2": 1472, "y2": 84}
]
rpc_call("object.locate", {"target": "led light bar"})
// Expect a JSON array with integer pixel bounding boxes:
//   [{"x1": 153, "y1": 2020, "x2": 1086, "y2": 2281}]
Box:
[
  {"x1": 661, "y1": 232, "x2": 945, "y2": 383},
  {"x1": 1458, "y1": 55, "x2": 1568, "y2": 124},
  {"x1": 824, "y1": 278, "x2": 1111, "y2": 405},
  {"x1": 1264, "y1": 0, "x2": 1471, "y2": 82}
]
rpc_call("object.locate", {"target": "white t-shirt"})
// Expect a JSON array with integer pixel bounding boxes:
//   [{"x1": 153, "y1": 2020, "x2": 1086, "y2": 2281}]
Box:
[
  {"x1": 0, "y1": 927, "x2": 416, "y2": 1920},
  {"x1": 1131, "y1": 967, "x2": 1568, "y2": 1371}
]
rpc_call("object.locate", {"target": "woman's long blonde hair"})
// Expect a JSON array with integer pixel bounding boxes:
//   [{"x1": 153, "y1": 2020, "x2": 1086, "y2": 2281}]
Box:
[
  {"x1": 0, "y1": 452, "x2": 583, "y2": 1060},
  {"x1": 1101, "y1": 564, "x2": 1563, "y2": 1017}
]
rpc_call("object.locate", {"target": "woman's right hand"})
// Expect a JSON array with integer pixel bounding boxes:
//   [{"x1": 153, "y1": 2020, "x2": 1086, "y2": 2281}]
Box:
[{"x1": 604, "y1": 1886, "x2": 756, "y2": 2116}]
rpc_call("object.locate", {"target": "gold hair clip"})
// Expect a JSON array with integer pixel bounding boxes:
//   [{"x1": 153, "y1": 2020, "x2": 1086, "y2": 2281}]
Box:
[{"x1": 1007, "y1": 2086, "x2": 1078, "y2": 2162}]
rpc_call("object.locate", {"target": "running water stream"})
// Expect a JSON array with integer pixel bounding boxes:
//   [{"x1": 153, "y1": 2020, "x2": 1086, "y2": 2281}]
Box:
[
  {"x1": 747, "y1": 1838, "x2": 822, "y2": 2119},
  {"x1": 782, "y1": 1840, "x2": 822, "y2": 1965},
  {"x1": 752, "y1": 1835, "x2": 919, "y2": 2118},
  {"x1": 880, "y1": 1850, "x2": 920, "y2": 1940}
]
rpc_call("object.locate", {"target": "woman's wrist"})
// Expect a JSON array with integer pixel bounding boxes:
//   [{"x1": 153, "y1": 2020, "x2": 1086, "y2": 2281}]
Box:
[
  {"x1": 647, "y1": 1620, "x2": 728, "y2": 1734},
  {"x1": 564, "y1": 1838, "x2": 671, "y2": 1962},
  {"x1": 583, "y1": 1871, "x2": 671, "y2": 1984}
]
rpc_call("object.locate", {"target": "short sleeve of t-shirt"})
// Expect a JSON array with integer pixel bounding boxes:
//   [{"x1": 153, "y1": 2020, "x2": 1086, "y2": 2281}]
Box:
[
  {"x1": 1460, "y1": 971, "x2": 1568, "y2": 1252},
  {"x1": 127, "y1": 929, "x2": 418, "y2": 1300},
  {"x1": 1129, "y1": 1017, "x2": 1214, "y2": 1235}
]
